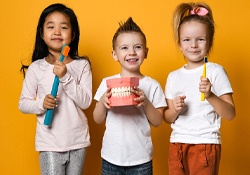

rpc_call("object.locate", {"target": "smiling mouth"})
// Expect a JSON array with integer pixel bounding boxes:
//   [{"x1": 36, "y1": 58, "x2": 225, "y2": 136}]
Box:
[
  {"x1": 189, "y1": 50, "x2": 201, "y2": 54},
  {"x1": 126, "y1": 58, "x2": 138, "y2": 62},
  {"x1": 52, "y1": 38, "x2": 63, "y2": 41}
]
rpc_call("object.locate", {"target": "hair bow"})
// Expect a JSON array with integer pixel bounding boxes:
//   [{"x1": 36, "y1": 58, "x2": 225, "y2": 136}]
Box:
[{"x1": 190, "y1": 7, "x2": 208, "y2": 16}]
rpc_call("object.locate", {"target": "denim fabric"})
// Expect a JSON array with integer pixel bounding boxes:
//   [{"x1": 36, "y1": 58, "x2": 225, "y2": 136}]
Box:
[{"x1": 101, "y1": 159, "x2": 153, "y2": 175}]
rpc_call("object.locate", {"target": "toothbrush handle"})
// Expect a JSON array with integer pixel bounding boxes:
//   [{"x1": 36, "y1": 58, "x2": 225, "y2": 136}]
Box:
[
  {"x1": 44, "y1": 76, "x2": 60, "y2": 126},
  {"x1": 43, "y1": 44, "x2": 69, "y2": 126},
  {"x1": 201, "y1": 92, "x2": 205, "y2": 101},
  {"x1": 201, "y1": 63, "x2": 206, "y2": 101}
]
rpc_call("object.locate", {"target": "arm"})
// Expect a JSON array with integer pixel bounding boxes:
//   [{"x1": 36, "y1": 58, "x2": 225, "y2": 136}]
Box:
[
  {"x1": 133, "y1": 87, "x2": 164, "y2": 127},
  {"x1": 164, "y1": 96, "x2": 186, "y2": 124},
  {"x1": 200, "y1": 77, "x2": 235, "y2": 121},
  {"x1": 93, "y1": 88, "x2": 112, "y2": 124},
  {"x1": 18, "y1": 64, "x2": 46, "y2": 114},
  {"x1": 59, "y1": 60, "x2": 92, "y2": 109},
  {"x1": 206, "y1": 92, "x2": 235, "y2": 120},
  {"x1": 143, "y1": 99, "x2": 164, "y2": 127}
]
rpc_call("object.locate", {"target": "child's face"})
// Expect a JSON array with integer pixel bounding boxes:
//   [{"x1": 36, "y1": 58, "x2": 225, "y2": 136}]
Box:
[
  {"x1": 42, "y1": 12, "x2": 72, "y2": 53},
  {"x1": 179, "y1": 21, "x2": 209, "y2": 68},
  {"x1": 112, "y1": 32, "x2": 148, "y2": 74}
]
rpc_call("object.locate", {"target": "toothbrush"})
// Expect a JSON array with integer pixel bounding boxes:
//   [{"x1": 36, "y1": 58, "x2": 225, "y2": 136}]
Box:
[
  {"x1": 201, "y1": 56, "x2": 208, "y2": 101},
  {"x1": 44, "y1": 44, "x2": 70, "y2": 126}
]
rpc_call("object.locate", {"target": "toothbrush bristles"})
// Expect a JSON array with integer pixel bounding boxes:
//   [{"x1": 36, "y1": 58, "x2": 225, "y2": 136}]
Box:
[{"x1": 204, "y1": 56, "x2": 208, "y2": 63}]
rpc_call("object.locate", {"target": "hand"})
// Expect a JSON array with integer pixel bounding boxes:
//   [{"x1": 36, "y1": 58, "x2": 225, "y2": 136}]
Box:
[
  {"x1": 173, "y1": 95, "x2": 186, "y2": 114},
  {"x1": 53, "y1": 60, "x2": 67, "y2": 78},
  {"x1": 99, "y1": 88, "x2": 112, "y2": 109},
  {"x1": 43, "y1": 94, "x2": 59, "y2": 109},
  {"x1": 132, "y1": 87, "x2": 148, "y2": 107},
  {"x1": 199, "y1": 76, "x2": 212, "y2": 99}
]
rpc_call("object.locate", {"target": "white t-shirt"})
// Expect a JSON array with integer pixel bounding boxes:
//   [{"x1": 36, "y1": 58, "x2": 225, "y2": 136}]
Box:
[
  {"x1": 19, "y1": 58, "x2": 92, "y2": 151},
  {"x1": 94, "y1": 74, "x2": 167, "y2": 166},
  {"x1": 165, "y1": 62, "x2": 233, "y2": 144}
]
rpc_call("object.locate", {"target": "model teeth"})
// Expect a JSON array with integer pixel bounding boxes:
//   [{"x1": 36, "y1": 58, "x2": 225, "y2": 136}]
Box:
[{"x1": 111, "y1": 86, "x2": 133, "y2": 97}]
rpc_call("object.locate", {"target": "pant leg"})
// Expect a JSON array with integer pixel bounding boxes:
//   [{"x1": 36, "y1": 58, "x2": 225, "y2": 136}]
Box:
[
  {"x1": 168, "y1": 143, "x2": 186, "y2": 175},
  {"x1": 66, "y1": 148, "x2": 87, "y2": 175},
  {"x1": 189, "y1": 144, "x2": 221, "y2": 175},
  {"x1": 39, "y1": 151, "x2": 67, "y2": 175},
  {"x1": 101, "y1": 159, "x2": 124, "y2": 175},
  {"x1": 126, "y1": 160, "x2": 152, "y2": 175},
  {"x1": 101, "y1": 159, "x2": 152, "y2": 175}
]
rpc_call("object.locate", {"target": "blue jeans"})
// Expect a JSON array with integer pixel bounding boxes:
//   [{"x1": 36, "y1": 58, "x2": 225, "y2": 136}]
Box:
[{"x1": 101, "y1": 159, "x2": 153, "y2": 175}]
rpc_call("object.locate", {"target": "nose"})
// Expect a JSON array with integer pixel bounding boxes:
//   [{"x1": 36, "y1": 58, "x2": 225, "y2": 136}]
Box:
[
  {"x1": 128, "y1": 48, "x2": 136, "y2": 55},
  {"x1": 54, "y1": 27, "x2": 61, "y2": 36},
  {"x1": 191, "y1": 40, "x2": 198, "y2": 48}
]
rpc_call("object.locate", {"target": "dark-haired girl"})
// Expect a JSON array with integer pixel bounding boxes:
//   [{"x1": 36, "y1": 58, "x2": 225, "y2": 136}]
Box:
[{"x1": 18, "y1": 3, "x2": 92, "y2": 175}]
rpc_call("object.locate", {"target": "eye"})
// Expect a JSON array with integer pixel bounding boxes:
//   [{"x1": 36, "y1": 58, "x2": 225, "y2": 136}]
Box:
[
  {"x1": 47, "y1": 26, "x2": 54, "y2": 29},
  {"x1": 121, "y1": 46, "x2": 128, "y2": 50},
  {"x1": 61, "y1": 26, "x2": 69, "y2": 30},
  {"x1": 135, "y1": 45, "x2": 142, "y2": 50},
  {"x1": 199, "y1": 38, "x2": 204, "y2": 41},
  {"x1": 182, "y1": 38, "x2": 189, "y2": 42}
]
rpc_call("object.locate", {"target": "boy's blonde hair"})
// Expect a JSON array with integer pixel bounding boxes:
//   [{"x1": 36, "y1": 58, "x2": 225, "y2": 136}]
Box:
[{"x1": 112, "y1": 17, "x2": 147, "y2": 49}]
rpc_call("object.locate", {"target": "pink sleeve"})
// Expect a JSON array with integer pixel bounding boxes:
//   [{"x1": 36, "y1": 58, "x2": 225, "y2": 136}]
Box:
[{"x1": 60, "y1": 60, "x2": 92, "y2": 110}]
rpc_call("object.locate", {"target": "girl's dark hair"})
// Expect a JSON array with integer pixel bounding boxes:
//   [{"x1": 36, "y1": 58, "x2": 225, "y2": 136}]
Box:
[
  {"x1": 112, "y1": 17, "x2": 147, "y2": 49},
  {"x1": 21, "y1": 3, "x2": 89, "y2": 76}
]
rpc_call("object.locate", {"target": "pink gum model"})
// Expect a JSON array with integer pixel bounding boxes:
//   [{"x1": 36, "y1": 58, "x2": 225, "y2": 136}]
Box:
[{"x1": 106, "y1": 77, "x2": 139, "y2": 106}]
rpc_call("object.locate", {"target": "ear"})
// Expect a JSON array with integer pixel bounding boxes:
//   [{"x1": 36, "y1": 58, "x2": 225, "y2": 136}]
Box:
[
  {"x1": 112, "y1": 50, "x2": 118, "y2": 61},
  {"x1": 144, "y1": 47, "x2": 149, "y2": 59}
]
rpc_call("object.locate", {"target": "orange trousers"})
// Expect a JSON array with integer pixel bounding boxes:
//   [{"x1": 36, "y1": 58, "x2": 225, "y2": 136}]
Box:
[{"x1": 168, "y1": 143, "x2": 221, "y2": 175}]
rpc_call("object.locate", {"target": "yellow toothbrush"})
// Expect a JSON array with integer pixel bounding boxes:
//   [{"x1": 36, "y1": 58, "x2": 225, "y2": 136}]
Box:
[{"x1": 201, "y1": 56, "x2": 208, "y2": 101}]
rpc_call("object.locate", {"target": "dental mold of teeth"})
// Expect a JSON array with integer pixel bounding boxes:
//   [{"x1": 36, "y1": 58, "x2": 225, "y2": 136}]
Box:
[{"x1": 106, "y1": 77, "x2": 139, "y2": 107}]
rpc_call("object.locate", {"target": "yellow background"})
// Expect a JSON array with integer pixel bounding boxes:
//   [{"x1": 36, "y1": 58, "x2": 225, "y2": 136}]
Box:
[{"x1": 1, "y1": 0, "x2": 249, "y2": 174}]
